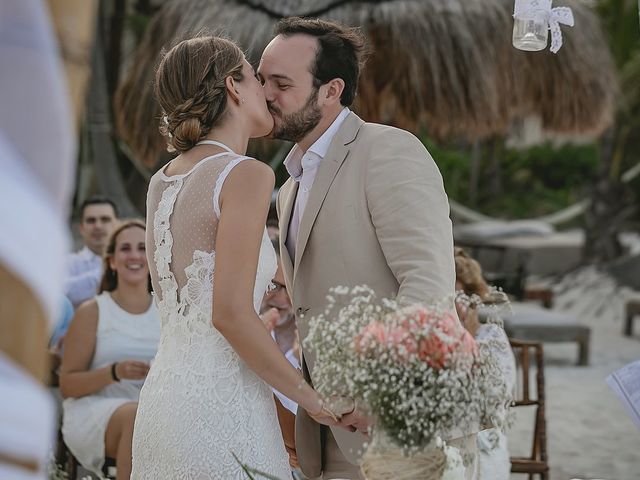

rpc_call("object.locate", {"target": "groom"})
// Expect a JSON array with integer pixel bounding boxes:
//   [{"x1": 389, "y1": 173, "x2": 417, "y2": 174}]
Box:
[{"x1": 259, "y1": 17, "x2": 475, "y2": 480}]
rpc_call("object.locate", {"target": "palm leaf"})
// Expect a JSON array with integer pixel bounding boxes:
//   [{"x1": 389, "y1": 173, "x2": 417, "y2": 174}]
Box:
[{"x1": 231, "y1": 452, "x2": 287, "y2": 480}]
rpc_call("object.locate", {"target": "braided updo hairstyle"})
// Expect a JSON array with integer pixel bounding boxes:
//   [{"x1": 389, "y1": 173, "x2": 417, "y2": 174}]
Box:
[{"x1": 155, "y1": 36, "x2": 244, "y2": 153}]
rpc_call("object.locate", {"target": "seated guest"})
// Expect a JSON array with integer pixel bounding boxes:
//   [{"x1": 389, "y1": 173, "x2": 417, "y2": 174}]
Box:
[
  {"x1": 49, "y1": 296, "x2": 74, "y2": 352},
  {"x1": 454, "y1": 246, "x2": 515, "y2": 480},
  {"x1": 65, "y1": 196, "x2": 118, "y2": 308},
  {"x1": 261, "y1": 235, "x2": 301, "y2": 472},
  {"x1": 60, "y1": 220, "x2": 160, "y2": 479},
  {"x1": 47, "y1": 296, "x2": 74, "y2": 386}
]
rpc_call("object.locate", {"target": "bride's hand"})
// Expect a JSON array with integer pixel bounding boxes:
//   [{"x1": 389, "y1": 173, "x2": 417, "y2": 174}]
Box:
[
  {"x1": 308, "y1": 404, "x2": 341, "y2": 426},
  {"x1": 325, "y1": 396, "x2": 357, "y2": 418},
  {"x1": 307, "y1": 396, "x2": 357, "y2": 429}
]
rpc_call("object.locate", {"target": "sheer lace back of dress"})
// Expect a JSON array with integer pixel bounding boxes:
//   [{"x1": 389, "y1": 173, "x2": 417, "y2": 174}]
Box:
[
  {"x1": 146, "y1": 151, "x2": 274, "y2": 328},
  {"x1": 133, "y1": 149, "x2": 290, "y2": 479}
]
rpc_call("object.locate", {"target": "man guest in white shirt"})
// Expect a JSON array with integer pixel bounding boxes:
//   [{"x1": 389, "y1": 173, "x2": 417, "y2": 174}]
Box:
[{"x1": 65, "y1": 197, "x2": 117, "y2": 307}]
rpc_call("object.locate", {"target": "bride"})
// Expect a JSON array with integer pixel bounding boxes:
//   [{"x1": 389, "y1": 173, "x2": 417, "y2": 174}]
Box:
[{"x1": 131, "y1": 36, "x2": 342, "y2": 479}]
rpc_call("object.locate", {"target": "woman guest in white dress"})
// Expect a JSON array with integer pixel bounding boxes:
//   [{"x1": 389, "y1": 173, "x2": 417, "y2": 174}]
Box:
[
  {"x1": 60, "y1": 220, "x2": 160, "y2": 479},
  {"x1": 454, "y1": 247, "x2": 516, "y2": 480},
  {"x1": 131, "y1": 36, "x2": 345, "y2": 479}
]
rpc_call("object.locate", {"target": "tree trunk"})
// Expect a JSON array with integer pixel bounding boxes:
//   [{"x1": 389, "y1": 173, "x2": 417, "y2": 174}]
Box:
[
  {"x1": 488, "y1": 137, "x2": 504, "y2": 200},
  {"x1": 106, "y1": 0, "x2": 127, "y2": 101},
  {"x1": 47, "y1": 0, "x2": 98, "y2": 130},
  {"x1": 469, "y1": 141, "x2": 481, "y2": 206},
  {"x1": 86, "y1": 2, "x2": 138, "y2": 217},
  {"x1": 583, "y1": 126, "x2": 632, "y2": 262}
]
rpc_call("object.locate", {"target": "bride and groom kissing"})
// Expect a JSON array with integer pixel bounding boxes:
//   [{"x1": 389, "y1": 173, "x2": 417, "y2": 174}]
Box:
[{"x1": 130, "y1": 16, "x2": 473, "y2": 480}]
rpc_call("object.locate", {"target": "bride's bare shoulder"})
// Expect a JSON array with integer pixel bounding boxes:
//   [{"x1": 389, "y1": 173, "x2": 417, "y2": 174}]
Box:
[{"x1": 224, "y1": 158, "x2": 275, "y2": 187}]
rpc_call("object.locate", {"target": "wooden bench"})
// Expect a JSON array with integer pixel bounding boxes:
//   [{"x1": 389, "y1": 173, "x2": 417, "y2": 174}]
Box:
[
  {"x1": 625, "y1": 300, "x2": 640, "y2": 337},
  {"x1": 483, "y1": 303, "x2": 591, "y2": 366},
  {"x1": 523, "y1": 285, "x2": 554, "y2": 309}
]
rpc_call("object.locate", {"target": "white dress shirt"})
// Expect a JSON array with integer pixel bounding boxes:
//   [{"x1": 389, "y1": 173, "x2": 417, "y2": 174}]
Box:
[
  {"x1": 65, "y1": 246, "x2": 103, "y2": 307},
  {"x1": 271, "y1": 328, "x2": 301, "y2": 415},
  {"x1": 284, "y1": 108, "x2": 350, "y2": 261}
]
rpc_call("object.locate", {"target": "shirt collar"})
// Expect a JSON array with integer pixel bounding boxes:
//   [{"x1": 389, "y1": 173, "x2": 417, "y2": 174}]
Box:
[
  {"x1": 81, "y1": 246, "x2": 101, "y2": 261},
  {"x1": 284, "y1": 107, "x2": 350, "y2": 180}
]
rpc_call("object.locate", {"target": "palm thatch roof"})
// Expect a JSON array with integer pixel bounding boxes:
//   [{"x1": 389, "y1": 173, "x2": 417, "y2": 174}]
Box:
[{"x1": 115, "y1": 0, "x2": 617, "y2": 168}]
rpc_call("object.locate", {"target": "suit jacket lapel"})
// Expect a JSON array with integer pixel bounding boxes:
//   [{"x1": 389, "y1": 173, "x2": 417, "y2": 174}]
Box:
[
  {"x1": 278, "y1": 178, "x2": 297, "y2": 288},
  {"x1": 293, "y1": 112, "x2": 364, "y2": 282}
]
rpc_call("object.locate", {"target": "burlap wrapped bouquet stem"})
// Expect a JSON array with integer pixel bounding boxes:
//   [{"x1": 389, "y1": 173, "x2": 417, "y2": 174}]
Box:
[{"x1": 360, "y1": 430, "x2": 449, "y2": 480}]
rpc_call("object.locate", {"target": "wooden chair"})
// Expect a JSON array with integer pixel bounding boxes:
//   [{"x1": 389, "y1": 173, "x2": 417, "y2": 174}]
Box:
[
  {"x1": 55, "y1": 429, "x2": 116, "y2": 479},
  {"x1": 625, "y1": 299, "x2": 640, "y2": 337},
  {"x1": 53, "y1": 423, "x2": 77, "y2": 479},
  {"x1": 509, "y1": 339, "x2": 549, "y2": 480}
]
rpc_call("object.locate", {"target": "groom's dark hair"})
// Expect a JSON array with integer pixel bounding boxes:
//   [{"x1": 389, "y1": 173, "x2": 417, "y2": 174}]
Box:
[{"x1": 274, "y1": 17, "x2": 367, "y2": 106}]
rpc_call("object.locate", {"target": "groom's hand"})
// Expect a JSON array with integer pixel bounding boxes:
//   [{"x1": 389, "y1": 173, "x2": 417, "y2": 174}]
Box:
[
  {"x1": 324, "y1": 397, "x2": 373, "y2": 435},
  {"x1": 316, "y1": 396, "x2": 358, "y2": 431},
  {"x1": 339, "y1": 409, "x2": 373, "y2": 437}
]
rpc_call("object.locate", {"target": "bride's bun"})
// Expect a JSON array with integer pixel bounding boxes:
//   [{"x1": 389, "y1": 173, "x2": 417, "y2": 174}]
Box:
[
  {"x1": 169, "y1": 117, "x2": 202, "y2": 153},
  {"x1": 155, "y1": 36, "x2": 244, "y2": 153}
]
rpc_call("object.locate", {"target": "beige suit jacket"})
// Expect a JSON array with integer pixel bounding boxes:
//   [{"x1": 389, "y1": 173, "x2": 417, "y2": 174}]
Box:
[{"x1": 277, "y1": 112, "x2": 456, "y2": 478}]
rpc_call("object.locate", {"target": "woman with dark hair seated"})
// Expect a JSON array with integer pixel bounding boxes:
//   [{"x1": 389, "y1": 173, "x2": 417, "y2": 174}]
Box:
[{"x1": 60, "y1": 220, "x2": 160, "y2": 479}]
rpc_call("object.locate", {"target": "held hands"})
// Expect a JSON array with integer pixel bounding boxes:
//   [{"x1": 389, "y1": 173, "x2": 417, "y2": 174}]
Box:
[
  {"x1": 308, "y1": 395, "x2": 373, "y2": 436},
  {"x1": 333, "y1": 397, "x2": 373, "y2": 436},
  {"x1": 339, "y1": 406, "x2": 373, "y2": 436},
  {"x1": 114, "y1": 360, "x2": 150, "y2": 381}
]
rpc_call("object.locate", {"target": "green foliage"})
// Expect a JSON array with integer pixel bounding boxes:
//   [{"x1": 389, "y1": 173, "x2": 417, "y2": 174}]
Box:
[
  {"x1": 502, "y1": 143, "x2": 600, "y2": 190},
  {"x1": 596, "y1": 0, "x2": 640, "y2": 68},
  {"x1": 422, "y1": 140, "x2": 472, "y2": 203},
  {"x1": 232, "y1": 452, "x2": 286, "y2": 480},
  {"x1": 127, "y1": 13, "x2": 152, "y2": 42},
  {"x1": 427, "y1": 139, "x2": 601, "y2": 220}
]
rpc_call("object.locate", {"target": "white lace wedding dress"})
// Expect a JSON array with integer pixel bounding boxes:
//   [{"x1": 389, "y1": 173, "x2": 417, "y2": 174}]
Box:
[{"x1": 131, "y1": 142, "x2": 291, "y2": 479}]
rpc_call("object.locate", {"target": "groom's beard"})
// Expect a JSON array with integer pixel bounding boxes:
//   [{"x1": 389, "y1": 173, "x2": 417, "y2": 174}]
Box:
[{"x1": 268, "y1": 88, "x2": 321, "y2": 143}]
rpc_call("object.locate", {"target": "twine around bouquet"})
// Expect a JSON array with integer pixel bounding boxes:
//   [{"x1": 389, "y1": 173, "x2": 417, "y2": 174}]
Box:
[{"x1": 360, "y1": 434, "x2": 447, "y2": 480}]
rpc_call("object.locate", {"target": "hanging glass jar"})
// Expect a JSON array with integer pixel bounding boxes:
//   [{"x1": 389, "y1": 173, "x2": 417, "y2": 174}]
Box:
[{"x1": 512, "y1": 0, "x2": 551, "y2": 51}]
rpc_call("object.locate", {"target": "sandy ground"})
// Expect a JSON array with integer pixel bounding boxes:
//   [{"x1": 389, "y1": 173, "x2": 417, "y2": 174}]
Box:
[{"x1": 507, "y1": 267, "x2": 640, "y2": 480}]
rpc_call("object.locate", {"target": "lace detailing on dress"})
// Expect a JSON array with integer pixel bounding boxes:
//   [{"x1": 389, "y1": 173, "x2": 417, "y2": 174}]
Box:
[
  {"x1": 131, "y1": 154, "x2": 289, "y2": 479},
  {"x1": 180, "y1": 250, "x2": 215, "y2": 318},
  {"x1": 152, "y1": 178, "x2": 182, "y2": 312}
]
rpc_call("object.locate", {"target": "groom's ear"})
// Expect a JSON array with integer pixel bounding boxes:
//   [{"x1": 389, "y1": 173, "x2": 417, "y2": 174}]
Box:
[
  {"x1": 320, "y1": 78, "x2": 345, "y2": 106},
  {"x1": 225, "y1": 76, "x2": 242, "y2": 106}
]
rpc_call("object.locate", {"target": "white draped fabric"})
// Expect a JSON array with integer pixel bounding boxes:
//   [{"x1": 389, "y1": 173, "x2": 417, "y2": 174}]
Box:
[{"x1": 0, "y1": 2, "x2": 75, "y2": 479}]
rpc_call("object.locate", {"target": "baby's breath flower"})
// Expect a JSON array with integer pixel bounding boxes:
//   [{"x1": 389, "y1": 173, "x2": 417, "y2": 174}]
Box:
[{"x1": 304, "y1": 285, "x2": 510, "y2": 455}]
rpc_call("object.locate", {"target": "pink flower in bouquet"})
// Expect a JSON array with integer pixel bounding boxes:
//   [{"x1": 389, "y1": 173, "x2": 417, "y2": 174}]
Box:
[
  {"x1": 355, "y1": 320, "x2": 387, "y2": 352},
  {"x1": 387, "y1": 324, "x2": 418, "y2": 360},
  {"x1": 355, "y1": 306, "x2": 477, "y2": 367},
  {"x1": 416, "y1": 311, "x2": 478, "y2": 369}
]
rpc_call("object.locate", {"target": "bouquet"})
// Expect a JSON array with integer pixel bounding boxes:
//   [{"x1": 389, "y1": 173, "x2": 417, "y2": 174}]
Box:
[{"x1": 304, "y1": 286, "x2": 510, "y2": 480}]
